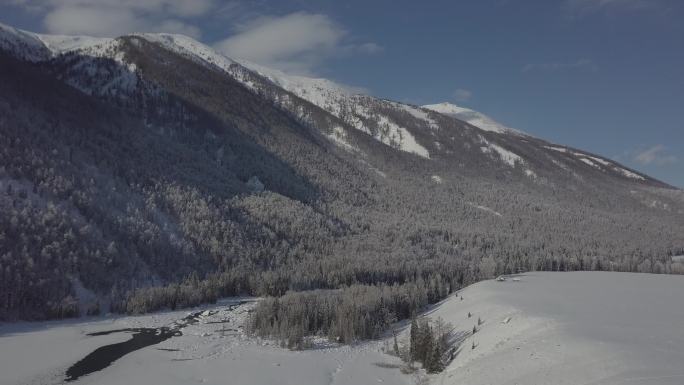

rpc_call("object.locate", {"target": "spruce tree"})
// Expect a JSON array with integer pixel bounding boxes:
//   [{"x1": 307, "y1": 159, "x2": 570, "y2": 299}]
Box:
[{"x1": 409, "y1": 318, "x2": 419, "y2": 362}]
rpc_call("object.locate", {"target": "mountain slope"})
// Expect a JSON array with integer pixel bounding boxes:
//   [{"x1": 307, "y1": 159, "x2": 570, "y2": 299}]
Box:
[
  {"x1": 422, "y1": 102, "x2": 522, "y2": 135},
  {"x1": 0, "y1": 23, "x2": 682, "y2": 320},
  {"x1": 234, "y1": 54, "x2": 660, "y2": 187}
]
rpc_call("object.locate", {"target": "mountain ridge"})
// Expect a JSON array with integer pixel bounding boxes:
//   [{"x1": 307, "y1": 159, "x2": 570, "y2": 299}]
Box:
[{"x1": 0, "y1": 21, "x2": 664, "y2": 187}]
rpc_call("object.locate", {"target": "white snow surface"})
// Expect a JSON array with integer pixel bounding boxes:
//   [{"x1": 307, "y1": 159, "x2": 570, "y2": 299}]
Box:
[
  {"x1": 422, "y1": 102, "x2": 523, "y2": 135},
  {"x1": 544, "y1": 145, "x2": 569, "y2": 153},
  {"x1": 235, "y1": 59, "x2": 360, "y2": 120},
  {"x1": 3, "y1": 272, "x2": 684, "y2": 385},
  {"x1": 467, "y1": 202, "x2": 503, "y2": 217},
  {"x1": 480, "y1": 141, "x2": 523, "y2": 167},
  {"x1": 424, "y1": 271, "x2": 684, "y2": 385},
  {"x1": 0, "y1": 21, "x2": 115, "y2": 60},
  {"x1": 545, "y1": 146, "x2": 646, "y2": 181},
  {"x1": 137, "y1": 33, "x2": 236, "y2": 74},
  {"x1": 36, "y1": 34, "x2": 113, "y2": 55},
  {"x1": 0, "y1": 298, "x2": 412, "y2": 385},
  {"x1": 615, "y1": 167, "x2": 646, "y2": 180},
  {"x1": 585, "y1": 155, "x2": 611, "y2": 166},
  {"x1": 238, "y1": 60, "x2": 431, "y2": 158},
  {"x1": 392, "y1": 102, "x2": 439, "y2": 129},
  {"x1": 376, "y1": 115, "x2": 431, "y2": 158},
  {"x1": 576, "y1": 155, "x2": 645, "y2": 180},
  {"x1": 579, "y1": 157, "x2": 601, "y2": 169}
]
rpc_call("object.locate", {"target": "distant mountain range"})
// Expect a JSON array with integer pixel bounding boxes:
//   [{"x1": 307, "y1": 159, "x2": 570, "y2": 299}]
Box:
[{"x1": 1, "y1": 22, "x2": 682, "y2": 320}]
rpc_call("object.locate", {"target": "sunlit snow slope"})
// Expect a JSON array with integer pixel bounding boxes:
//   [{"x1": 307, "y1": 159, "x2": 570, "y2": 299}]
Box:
[{"x1": 425, "y1": 271, "x2": 684, "y2": 385}]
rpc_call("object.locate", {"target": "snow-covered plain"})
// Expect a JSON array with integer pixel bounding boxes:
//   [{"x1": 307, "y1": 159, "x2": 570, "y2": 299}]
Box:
[
  {"x1": 2, "y1": 272, "x2": 683, "y2": 385},
  {"x1": 427, "y1": 271, "x2": 684, "y2": 385}
]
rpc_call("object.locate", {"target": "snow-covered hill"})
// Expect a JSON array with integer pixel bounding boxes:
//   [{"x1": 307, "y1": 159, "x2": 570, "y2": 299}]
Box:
[
  {"x1": 0, "y1": 22, "x2": 114, "y2": 60},
  {"x1": 423, "y1": 271, "x2": 684, "y2": 385}
]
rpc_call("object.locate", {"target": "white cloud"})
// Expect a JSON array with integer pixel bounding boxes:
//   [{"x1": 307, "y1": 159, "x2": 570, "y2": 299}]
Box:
[
  {"x1": 44, "y1": 6, "x2": 137, "y2": 36},
  {"x1": 634, "y1": 145, "x2": 677, "y2": 166},
  {"x1": 8, "y1": 3, "x2": 382, "y2": 75},
  {"x1": 453, "y1": 88, "x2": 472, "y2": 102},
  {"x1": 9, "y1": 0, "x2": 213, "y2": 37},
  {"x1": 14, "y1": 0, "x2": 215, "y2": 15},
  {"x1": 214, "y1": 12, "x2": 380, "y2": 75},
  {"x1": 522, "y1": 59, "x2": 598, "y2": 73}
]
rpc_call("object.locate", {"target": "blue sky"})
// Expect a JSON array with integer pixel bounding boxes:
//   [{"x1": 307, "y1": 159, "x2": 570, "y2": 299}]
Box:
[{"x1": 2, "y1": 0, "x2": 682, "y2": 187}]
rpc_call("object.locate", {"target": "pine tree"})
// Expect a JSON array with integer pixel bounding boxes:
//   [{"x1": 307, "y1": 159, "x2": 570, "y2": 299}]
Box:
[
  {"x1": 426, "y1": 340, "x2": 444, "y2": 373},
  {"x1": 392, "y1": 329, "x2": 399, "y2": 356},
  {"x1": 409, "y1": 318, "x2": 419, "y2": 362}
]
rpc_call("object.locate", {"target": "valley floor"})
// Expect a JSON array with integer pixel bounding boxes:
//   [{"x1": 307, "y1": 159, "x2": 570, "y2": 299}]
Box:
[{"x1": 1, "y1": 271, "x2": 683, "y2": 385}]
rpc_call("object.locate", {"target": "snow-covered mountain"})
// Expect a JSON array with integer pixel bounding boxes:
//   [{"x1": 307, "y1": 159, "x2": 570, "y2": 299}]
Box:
[
  {"x1": 0, "y1": 22, "x2": 660, "y2": 185},
  {"x1": 2, "y1": 21, "x2": 683, "y2": 322},
  {"x1": 0, "y1": 22, "x2": 114, "y2": 60},
  {"x1": 0, "y1": 22, "x2": 51, "y2": 61}
]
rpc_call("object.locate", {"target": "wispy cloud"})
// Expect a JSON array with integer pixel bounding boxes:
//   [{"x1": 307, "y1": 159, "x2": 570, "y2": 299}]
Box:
[
  {"x1": 214, "y1": 12, "x2": 381, "y2": 75},
  {"x1": 356, "y1": 42, "x2": 384, "y2": 55},
  {"x1": 522, "y1": 59, "x2": 598, "y2": 73},
  {"x1": 453, "y1": 88, "x2": 472, "y2": 102},
  {"x1": 633, "y1": 145, "x2": 677, "y2": 166},
  {"x1": 564, "y1": 0, "x2": 658, "y2": 17}
]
